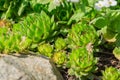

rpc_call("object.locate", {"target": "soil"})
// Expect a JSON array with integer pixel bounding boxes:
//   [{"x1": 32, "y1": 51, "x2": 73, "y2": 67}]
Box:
[{"x1": 96, "y1": 52, "x2": 120, "y2": 71}]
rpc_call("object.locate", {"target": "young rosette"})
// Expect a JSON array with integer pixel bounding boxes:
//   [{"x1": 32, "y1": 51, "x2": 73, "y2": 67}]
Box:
[
  {"x1": 52, "y1": 51, "x2": 66, "y2": 66},
  {"x1": 55, "y1": 38, "x2": 67, "y2": 51},
  {"x1": 67, "y1": 47, "x2": 97, "y2": 79},
  {"x1": 102, "y1": 67, "x2": 120, "y2": 80},
  {"x1": 38, "y1": 43, "x2": 53, "y2": 58}
]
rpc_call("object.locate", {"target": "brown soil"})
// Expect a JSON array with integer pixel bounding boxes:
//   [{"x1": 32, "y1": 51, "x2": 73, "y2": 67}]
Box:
[{"x1": 96, "y1": 52, "x2": 120, "y2": 71}]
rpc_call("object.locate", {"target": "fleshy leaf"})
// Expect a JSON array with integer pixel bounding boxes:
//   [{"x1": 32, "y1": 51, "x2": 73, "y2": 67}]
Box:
[{"x1": 113, "y1": 47, "x2": 120, "y2": 60}]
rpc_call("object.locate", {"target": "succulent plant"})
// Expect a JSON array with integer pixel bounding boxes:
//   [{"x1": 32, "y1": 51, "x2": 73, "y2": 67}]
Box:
[
  {"x1": 67, "y1": 48, "x2": 97, "y2": 78},
  {"x1": 38, "y1": 43, "x2": 53, "y2": 58},
  {"x1": 0, "y1": 32, "x2": 20, "y2": 54},
  {"x1": 55, "y1": 38, "x2": 67, "y2": 51},
  {"x1": 67, "y1": 47, "x2": 97, "y2": 79},
  {"x1": 12, "y1": 11, "x2": 56, "y2": 43},
  {"x1": 0, "y1": 11, "x2": 57, "y2": 54},
  {"x1": 67, "y1": 22, "x2": 97, "y2": 48},
  {"x1": 102, "y1": 67, "x2": 120, "y2": 80},
  {"x1": 52, "y1": 51, "x2": 66, "y2": 66},
  {"x1": 0, "y1": 31, "x2": 32, "y2": 54},
  {"x1": 0, "y1": 28, "x2": 8, "y2": 52}
]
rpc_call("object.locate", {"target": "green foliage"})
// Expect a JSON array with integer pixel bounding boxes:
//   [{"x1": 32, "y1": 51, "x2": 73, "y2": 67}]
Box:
[
  {"x1": 67, "y1": 22, "x2": 97, "y2": 48},
  {"x1": 115, "y1": 33, "x2": 120, "y2": 47},
  {"x1": 31, "y1": 0, "x2": 51, "y2": 4},
  {"x1": 68, "y1": 10, "x2": 85, "y2": 25},
  {"x1": 0, "y1": 0, "x2": 120, "y2": 79},
  {"x1": 91, "y1": 17, "x2": 107, "y2": 29},
  {"x1": 107, "y1": 10, "x2": 120, "y2": 33},
  {"x1": 0, "y1": 11, "x2": 56, "y2": 54},
  {"x1": 55, "y1": 38, "x2": 67, "y2": 51},
  {"x1": 0, "y1": 32, "x2": 32, "y2": 54},
  {"x1": 67, "y1": 47, "x2": 97, "y2": 79},
  {"x1": 113, "y1": 47, "x2": 120, "y2": 60},
  {"x1": 13, "y1": 11, "x2": 56, "y2": 43},
  {"x1": 0, "y1": 0, "x2": 29, "y2": 19},
  {"x1": 102, "y1": 67, "x2": 120, "y2": 80},
  {"x1": 52, "y1": 51, "x2": 66, "y2": 66},
  {"x1": 65, "y1": 22, "x2": 98, "y2": 79},
  {"x1": 94, "y1": 10, "x2": 120, "y2": 60},
  {"x1": 38, "y1": 43, "x2": 53, "y2": 58},
  {"x1": 100, "y1": 27, "x2": 117, "y2": 43},
  {"x1": 94, "y1": 10, "x2": 120, "y2": 42}
]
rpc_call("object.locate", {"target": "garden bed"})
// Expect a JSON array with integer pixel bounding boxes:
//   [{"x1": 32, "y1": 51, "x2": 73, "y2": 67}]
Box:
[{"x1": 0, "y1": 0, "x2": 120, "y2": 80}]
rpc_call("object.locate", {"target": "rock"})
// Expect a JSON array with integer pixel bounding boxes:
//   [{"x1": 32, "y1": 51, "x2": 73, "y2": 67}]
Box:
[{"x1": 0, "y1": 54, "x2": 64, "y2": 80}]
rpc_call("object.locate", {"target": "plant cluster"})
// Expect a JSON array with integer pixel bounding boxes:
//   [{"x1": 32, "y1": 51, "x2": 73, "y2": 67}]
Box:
[
  {"x1": 0, "y1": 0, "x2": 120, "y2": 79},
  {"x1": 102, "y1": 67, "x2": 120, "y2": 80}
]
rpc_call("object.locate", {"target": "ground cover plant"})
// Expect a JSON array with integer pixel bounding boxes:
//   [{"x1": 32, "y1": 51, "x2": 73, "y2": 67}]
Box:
[{"x1": 0, "y1": 0, "x2": 120, "y2": 80}]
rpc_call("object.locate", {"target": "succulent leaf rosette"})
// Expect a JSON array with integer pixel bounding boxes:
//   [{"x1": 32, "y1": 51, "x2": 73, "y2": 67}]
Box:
[
  {"x1": 67, "y1": 47, "x2": 97, "y2": 78},
  {"x1": 102, "y1": 67, "x2": 120, "y2": 80},
  {"x1": 67, "y1": 22, "x2": 97, "y2": 48},
  {"x1": 52, "y1": 51, "x2": 67, "y2": 66},
  {"x1": 38, "y1": 43, "x2": 53, "y2": 58},
  {"x1": 55, "y1": 38, "x2": 67, "y2": 51}
]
